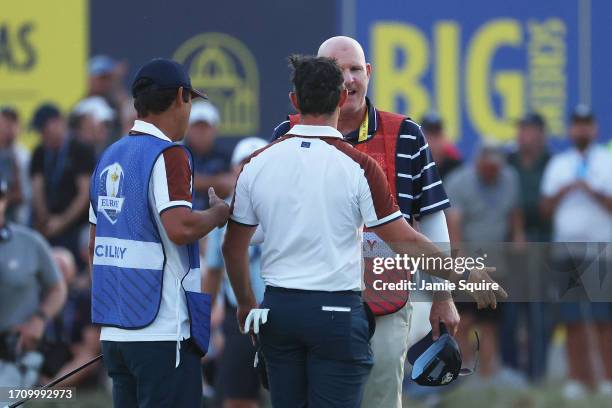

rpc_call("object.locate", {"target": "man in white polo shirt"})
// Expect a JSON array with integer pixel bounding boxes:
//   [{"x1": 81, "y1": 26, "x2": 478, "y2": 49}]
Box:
[
  {"x1": 541, "y1": 105, "x2": 612, "y2": 398},
  {"x1": 222, "y1": 55, "x2": 505, "y2": 407}
]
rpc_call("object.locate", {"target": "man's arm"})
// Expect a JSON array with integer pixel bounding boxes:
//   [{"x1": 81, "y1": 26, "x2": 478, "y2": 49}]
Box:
[
  {"x1": 371, "y1": 215, "x2": 505, "y2": 309},
  {"x1": 36, "y1": 233, "x2": 67, "y2": 319},
  {"x1": 417, "y1": 211, "x2": 460, "y2": 338},
  {"x1": 38, "y1": 281, "x2": 67, "y2": 323},
  {"x1": 539, "y1": 159, "x2": 574, "y2": 219},
  {"x1": 153, "y1": 146, "x2": 229, "y2": 245},
  {"x1": 202, "y1": 266, "x2": 224, "y2": 302},
  {"x1": 540, "y1": 185, "x2": 569, "y2": 218},
  {"x1": 221, "y1": 158, "x2": 260, "y2": 330},
  {"x1": 7, "y1": 158, "x2": 23, "y2": 207},
  {"x1": 510, "y1": 208, "x2": 527, "y2": 243},
  {"x1": 30, "y1": 148, "x2": 48, "y2": 230},
  {"x1": 222, "y1": 220, "x2": 258, "y2": 329},
  {"x1": 18, "y1": 232, "x2": 68, "y2": 351},
  {"x1": 576, "y1": 181, "x2": 612, "y2": 213},
  {"x1": 31, "y1": 174, "x2": 49, "y2": 231},
  {"x1": 201, "y1": 227, "x2": 225, "y2": 303},
  {"x1": 17, "y1": 280, "x2": 67, "y2": 351},
  {"x1": 161, "y1": 191, "x2": 228, "y2": 245},
  {"x1": 445, "y1": 208, "x2": 463, "y2": 245},
  {"x1": 47, "y1": 175, "x2": 90, "y2": 237},
  {"x1": 355, "y1": 149, "x2": 503, "y2": 308}
]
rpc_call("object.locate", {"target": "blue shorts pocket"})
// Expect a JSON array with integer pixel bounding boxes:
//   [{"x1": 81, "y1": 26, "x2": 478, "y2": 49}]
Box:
[{"x1": 317, "y1": 306, "x2": 353, "y2": 361}]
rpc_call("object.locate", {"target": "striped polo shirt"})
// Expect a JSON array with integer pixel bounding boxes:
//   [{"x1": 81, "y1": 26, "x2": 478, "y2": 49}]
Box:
[
  {"x1": 232, "y1": 124, "x2": 402, "y2": 291},
  {"x1": 271, "y1": 98, "x2": 450, "y2": 221}
]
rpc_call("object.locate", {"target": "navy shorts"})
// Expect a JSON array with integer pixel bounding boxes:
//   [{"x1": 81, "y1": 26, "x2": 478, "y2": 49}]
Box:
[
  {"x1": 101, "y1": 340, "x2": 202, "y2": 408},
  {"x1": 259, "y1": 286, "x2": 374, "y2": 408}
]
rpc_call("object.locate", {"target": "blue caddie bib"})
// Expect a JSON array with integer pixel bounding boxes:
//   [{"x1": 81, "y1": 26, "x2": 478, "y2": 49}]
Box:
[{"x1": 90, "y1": 133, "x2": 211, "y2": 355}]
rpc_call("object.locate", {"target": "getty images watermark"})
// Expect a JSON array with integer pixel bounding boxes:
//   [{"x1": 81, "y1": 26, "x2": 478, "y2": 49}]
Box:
[{"x1": 369, "y1": 253, "x2": 499, "y2": 292}]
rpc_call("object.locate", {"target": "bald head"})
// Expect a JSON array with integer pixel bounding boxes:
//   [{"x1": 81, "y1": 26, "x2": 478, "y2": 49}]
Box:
[
  {"x1": 318, "y1": 36, "x2": 366, "y2": 64},
  {"x1": 317, "y1": 36, "x2": 371, "y2": 116}
]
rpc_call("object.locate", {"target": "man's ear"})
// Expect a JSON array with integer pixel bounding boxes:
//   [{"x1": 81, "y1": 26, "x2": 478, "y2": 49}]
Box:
[
  {"x1": 338, "y1": 88, "x2": 348, "y2": 108},
  {"x1": 366, "y1": 62, "x2": 372, "y2": 79},
  {"x1": 176, "y1": 86, "x2": 185, "y2": 107},
  {"x1": 289, "y1": 91, "x2": 299, "y2": 112}
]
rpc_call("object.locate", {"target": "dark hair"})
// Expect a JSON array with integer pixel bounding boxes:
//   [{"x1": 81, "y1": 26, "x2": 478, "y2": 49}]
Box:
[
  {"x1": 289, "y1": 55, "x2": 344, "y2": 115},
  {"x1": 0, "y1": 107, "x2": 18, "y2": 122},
  {"x1": 31, "y1": 103, "x2": 62, "y2": 132},
  {"x1": 132, "y1": 78, "x2": 189, "y2": 117}
]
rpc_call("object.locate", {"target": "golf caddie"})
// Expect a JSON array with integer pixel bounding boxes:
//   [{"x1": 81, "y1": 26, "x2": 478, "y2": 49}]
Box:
[{"x1": 88, "y1": 58, "x2": 229, "y2": 408}]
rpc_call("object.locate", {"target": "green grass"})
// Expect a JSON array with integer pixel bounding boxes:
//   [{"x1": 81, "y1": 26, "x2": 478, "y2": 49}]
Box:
[
  {"x1": 402, "y1": 383, "x2": 612, "y2": 408},
  {"x1": 18, "y1": 383, "x2": 612, "y2": 408}
]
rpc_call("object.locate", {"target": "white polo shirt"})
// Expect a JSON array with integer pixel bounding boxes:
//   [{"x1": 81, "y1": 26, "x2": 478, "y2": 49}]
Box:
[
  {"x1": 231, "y1": 124, "x2": 402, "y2": 291},
  {"x1": 89, "y1": 120, "x2": 197, "y2": 342},
  {"x1": 541, "y1": 144, "x2": 612, "y2": 242}
]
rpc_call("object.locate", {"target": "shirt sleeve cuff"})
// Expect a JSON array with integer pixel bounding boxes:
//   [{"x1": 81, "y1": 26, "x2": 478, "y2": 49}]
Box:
[
  {"x1": 365, "y1": 210, "x2": 402, "y2": 228},
  {"x1": 157, "y1": 200, "x2": 192, "y2": 214},
  {"x1": 229, "y1": 216, "x2": 259, "y2": 227},
  {"x1": 416, "y1": 198, "x2": 451, "y2": 218}
]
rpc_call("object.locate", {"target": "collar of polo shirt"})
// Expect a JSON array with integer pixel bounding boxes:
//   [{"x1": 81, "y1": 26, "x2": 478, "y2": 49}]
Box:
[
  {"x1": 289, "y1": 124, "x2": 343, "y2": 139},
  {"x1": 131, "y1": 120, "x2": 172, "y2": 142}
]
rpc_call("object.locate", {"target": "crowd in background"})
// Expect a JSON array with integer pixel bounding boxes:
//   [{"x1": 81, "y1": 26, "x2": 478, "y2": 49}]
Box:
[{"x1": 0, "y1": 54, "x2": 611, "y2": 406}]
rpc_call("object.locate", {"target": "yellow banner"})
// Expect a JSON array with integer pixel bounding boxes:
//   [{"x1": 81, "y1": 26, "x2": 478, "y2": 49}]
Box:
[{"x1": 0, "y1": 0, "x2": 89, "y2": 149}]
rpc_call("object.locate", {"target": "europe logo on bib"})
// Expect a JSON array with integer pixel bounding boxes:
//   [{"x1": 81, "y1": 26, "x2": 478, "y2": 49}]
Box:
[{"x1": 98, "y1": 163, "x2": 125, "y2": 224}]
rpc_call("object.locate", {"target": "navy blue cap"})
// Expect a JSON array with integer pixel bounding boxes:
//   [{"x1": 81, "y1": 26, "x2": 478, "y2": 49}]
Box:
[
  {"x1": 571, "y1": 104, "x2": 594, "y2": 122},
  {"x1": 131, "y1": 58, "x2": 207, "y2": 100},
  {"x1": 31, "y1": 103, "x2": 62, "y2": 131},
  {"x1": 407, "y1": 323, "x2": 479, "y2": 386}
]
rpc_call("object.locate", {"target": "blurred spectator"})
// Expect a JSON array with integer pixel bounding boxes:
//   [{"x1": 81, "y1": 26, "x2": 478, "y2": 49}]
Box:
[
  {"x1": 0, "y1": 107, "x2": 32, "y2": 225},
  {"x1": 420, "y1": 111, "x2": 462, "y2": 179},
  {"x1": 500, "y1": 113, "x2": 553, "y2": 381},
  {"x1": 203, "y1": 137, "x2": 268, "y2": 408},
  {"x1": 40, "y1": 247, "x2": 100, "y2": 388},
  {"x1": 0, "y1": 178, "x2": 67, "y2": 389},
  {"x1": 446, "y1": 142, "x2": 525, "y2": 243},
  {"x1": 29, "y1": 103, "x2": 95, "y2": 263},
  {"x1": 540, "y1": 105, "x2": 612, "y2": 398},
  {"x1": 0, "y1": 108, "x2": 23, "y2": 222},
  {"x1": 70, "y1": 96, "x2": 116, "y2": 157},
  {"x1": 68, "y1": 111, "x2": 97, "y2": 151},
  {"x1": 445, "y1": 142, "x2": 526, "y2": 387},
  {"x1": 508, "y1": 113, "x2": 551, "y2": 242},
  {"x1": 87, "y1": 55, "x2": 128, "y2": 140},
  {"x1": 185, "y1": 101, "x2": 234, "y2": 210}
]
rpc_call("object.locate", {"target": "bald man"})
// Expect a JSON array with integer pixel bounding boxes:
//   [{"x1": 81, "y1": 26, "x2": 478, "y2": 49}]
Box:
[{"x1": 271, "y1": 37, "x2": 459, "y2": 407}]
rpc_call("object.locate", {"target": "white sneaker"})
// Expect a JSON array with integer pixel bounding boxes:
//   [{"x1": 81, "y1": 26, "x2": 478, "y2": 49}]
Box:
[
  {"x1": 598, "y1": 380, "x2": 612, "y2": 395},
  {"x1": 562, "y1": 380, "x2": 587, "y2": 400}
]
